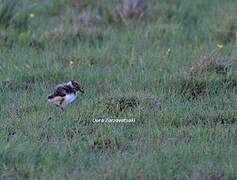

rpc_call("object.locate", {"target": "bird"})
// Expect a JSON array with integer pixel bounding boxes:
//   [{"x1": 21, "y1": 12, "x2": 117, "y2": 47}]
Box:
[{"x1": 48, "y1": 80, "x2": 84, "y2": 110}]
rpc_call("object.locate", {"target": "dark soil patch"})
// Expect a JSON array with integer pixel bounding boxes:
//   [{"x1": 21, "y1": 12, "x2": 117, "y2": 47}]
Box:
[
  {"x1": 185, "y1": 111, "x2": 237, "y2": 126},
  {"x1": 184, "y1": 52, "x2": 234, "y2": 77},
  {"x1": 175, "y1": 51, "x2": 237, "y2": 99},
  {"x1": 88, "y1": 136, "x2": 126, "y2": 152},
  {"x1": 103, "y1": 96, "x2": 140, "y2": 112},
  {"x1": 176, "y1": 78, "x2": 209, "y2": 99},
  {"x1": 5, "y1": 126, "x2": 16, "y2": 141}
]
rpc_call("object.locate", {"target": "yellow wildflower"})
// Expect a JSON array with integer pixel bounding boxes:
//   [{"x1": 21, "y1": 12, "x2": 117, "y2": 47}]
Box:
[
  {"x1": 166, "y1": 48, "x2": 171, "y2": 55},
  {"x1": 25, "y1": 64, "x2": 31, "y2": 69},
  {"x1": 69, "y1": 60, "x2": 74, "y2": 65},
  {"x1": 217, "y1": 44, "x2": 224, "y2": 49},
  {"x1": 29, "y1": 13, "x2": 35, "y2": 18}
]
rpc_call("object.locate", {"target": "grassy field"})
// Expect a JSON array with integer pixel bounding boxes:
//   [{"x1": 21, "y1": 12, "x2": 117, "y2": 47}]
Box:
[{"x1": 0, "y1": 0, "x2": 237, "y2": 179}]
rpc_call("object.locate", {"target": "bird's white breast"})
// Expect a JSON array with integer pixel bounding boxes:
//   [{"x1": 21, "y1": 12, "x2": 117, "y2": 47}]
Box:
[{"x1": 63, "y1": 93, "x2": 77, "y2": 106}]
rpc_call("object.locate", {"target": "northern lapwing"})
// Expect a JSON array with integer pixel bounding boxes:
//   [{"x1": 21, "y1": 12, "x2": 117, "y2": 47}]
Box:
[{"x1": 48, "y1": 80, "x2": 84, "y2": 110}]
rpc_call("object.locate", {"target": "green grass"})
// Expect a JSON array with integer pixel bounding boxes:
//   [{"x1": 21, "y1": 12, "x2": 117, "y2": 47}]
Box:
[{"x1": 0, "y1": 0, "x2": 237, "y2": 179}]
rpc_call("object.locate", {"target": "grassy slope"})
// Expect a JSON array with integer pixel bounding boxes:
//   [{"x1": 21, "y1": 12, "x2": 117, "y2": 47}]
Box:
[{"x1": 0, "y1": 0, "x2": 237, "y2": 179}]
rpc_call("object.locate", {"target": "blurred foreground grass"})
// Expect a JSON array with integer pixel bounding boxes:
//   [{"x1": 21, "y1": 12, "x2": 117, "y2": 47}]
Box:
[{"x1": 0, "y1": 0, "x2": 237, "y2": 179}]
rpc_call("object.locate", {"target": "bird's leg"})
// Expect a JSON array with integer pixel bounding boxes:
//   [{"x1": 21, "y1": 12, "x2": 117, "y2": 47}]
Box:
[{"x1": 59, "y1": 98, "x2": 65, "y2": 111}]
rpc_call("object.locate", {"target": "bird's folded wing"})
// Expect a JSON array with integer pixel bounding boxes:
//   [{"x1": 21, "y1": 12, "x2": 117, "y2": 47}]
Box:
[
  {"x1": 48, "y1": 86, "x2": 66, "y2": 105},
  {"x1": 48, "y1": 86, "x2": 66, "y2": 99},
  {"x1": 53, "y1": 86, "x2": 67, "y2": 97}
]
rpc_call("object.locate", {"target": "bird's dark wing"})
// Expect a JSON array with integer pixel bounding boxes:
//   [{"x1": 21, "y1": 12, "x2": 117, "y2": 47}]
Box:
[
  {"x1": 54, "y1": 86, "x2": 67, "y2": 97},
  {"x1": 48, "y1": 86, "x2": 66, "y2": 99},
  {"x1": 62, "y1": 85, "x2": 76, "y2": 94}
]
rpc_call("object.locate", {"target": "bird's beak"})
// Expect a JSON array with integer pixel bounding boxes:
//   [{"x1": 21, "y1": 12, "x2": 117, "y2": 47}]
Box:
[{"x1": 79, "y1": 88, "x2": 84, "y2": 93}]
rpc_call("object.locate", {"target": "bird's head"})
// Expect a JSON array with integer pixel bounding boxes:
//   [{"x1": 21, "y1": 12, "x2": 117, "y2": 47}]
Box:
[{"x1": 68, "y1": 80, "x2": 84, "y2": 93}]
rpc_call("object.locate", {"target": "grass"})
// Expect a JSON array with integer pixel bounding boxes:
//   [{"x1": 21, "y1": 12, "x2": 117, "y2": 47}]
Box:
[{"x1": 0, "y1": 0, "x2": 237, "y2": 179}]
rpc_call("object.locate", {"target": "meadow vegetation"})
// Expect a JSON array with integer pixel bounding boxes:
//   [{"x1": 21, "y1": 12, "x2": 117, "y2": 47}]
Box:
[{"x1": 0, "y1": 0, "x2": 237, "y2": 179}]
